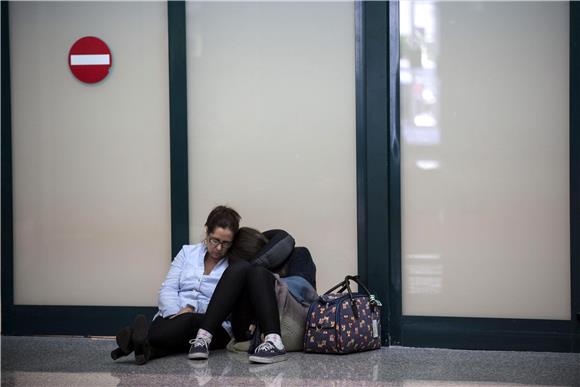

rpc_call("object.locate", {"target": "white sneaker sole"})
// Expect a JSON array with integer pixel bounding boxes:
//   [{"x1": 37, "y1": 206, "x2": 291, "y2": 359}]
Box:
[
  {"x1": 188, "y1": 353, "x2": 209, "y2": 360},
  {"x1": 248, "y1": 354, "x2": 287, "y2": 364}
]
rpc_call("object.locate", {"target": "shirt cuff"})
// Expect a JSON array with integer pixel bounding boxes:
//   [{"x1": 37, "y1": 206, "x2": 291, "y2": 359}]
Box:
[{"x1": 160, "y1": 307, "x2": 180, "y2": 318}]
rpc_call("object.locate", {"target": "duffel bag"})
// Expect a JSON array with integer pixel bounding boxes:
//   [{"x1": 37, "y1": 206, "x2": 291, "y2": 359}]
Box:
[{"x1": 304, "y1": 275, "x2": 382, "y2": 354}]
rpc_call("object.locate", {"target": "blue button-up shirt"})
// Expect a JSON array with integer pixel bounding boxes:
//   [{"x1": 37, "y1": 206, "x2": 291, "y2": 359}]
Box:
[{"x1": 157, "y1": 243, "x2": 229, "y2": 318}]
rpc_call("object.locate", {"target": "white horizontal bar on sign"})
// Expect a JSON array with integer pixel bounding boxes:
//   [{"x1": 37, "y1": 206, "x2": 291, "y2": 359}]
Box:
[{"x1": 70, "y1": 54, "x2": 110, "y2": 65}]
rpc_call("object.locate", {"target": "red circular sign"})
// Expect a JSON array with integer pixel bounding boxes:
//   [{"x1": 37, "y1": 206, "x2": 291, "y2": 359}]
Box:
[{"x1": 68, "y1": 36, "x2": 112, "y2": 84}]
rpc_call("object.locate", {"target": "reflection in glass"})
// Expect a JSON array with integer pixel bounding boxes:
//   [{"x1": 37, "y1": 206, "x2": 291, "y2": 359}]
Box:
[
  {"x1": 400, "y1": 1, "x2": 570, "y2": 319},
  {"x1": 401, "y1": 1, "x2": 443, "y2": 301},
  {"x1": 400, "y1": 0, "x2": 440, "y2": 148}
]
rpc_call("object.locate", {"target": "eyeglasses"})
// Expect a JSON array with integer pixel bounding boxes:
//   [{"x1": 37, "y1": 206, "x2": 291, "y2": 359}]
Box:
[{"x1": 207, "y1": 237, "x2": 232, "y2": 249}]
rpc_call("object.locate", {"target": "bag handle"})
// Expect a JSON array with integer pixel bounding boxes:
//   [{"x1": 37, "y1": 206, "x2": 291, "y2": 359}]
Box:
[
  {"x1": 345, "y1": 275, "x2": 383, "y2": 307},
  {"x1": 344, "y1": 275, "x2": 373, "y2": 296},
  {"x1": 324, "y1": 275, "x2": 372, "y2": 295},
  {"x1": 323, "y1": 275, "x2": 373, "y2": 319},
  {"x1": 322, "y1": 275, "x2": 382, "y2": 316},
  {"x1": 323, "y1": 279, "x2": 349, "y2": 295}
]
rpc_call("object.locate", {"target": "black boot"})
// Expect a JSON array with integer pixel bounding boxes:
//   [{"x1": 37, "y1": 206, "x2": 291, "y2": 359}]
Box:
[
  {"x1": 111, "y1": 326, "x2": 134, "y2": 360},
  {"x1": 132, "y1": 314, "x2": 151, "y2": 365}
]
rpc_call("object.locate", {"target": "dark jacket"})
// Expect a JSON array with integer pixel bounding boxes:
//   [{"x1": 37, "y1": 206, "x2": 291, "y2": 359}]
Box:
[{"x1": 253, "y1": 229, "x2": 317, "y2": 290}]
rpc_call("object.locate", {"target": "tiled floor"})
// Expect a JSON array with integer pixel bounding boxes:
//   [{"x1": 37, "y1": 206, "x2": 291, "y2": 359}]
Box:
[{"x1": 2, "y1": 336, "x2": 579, "y2": 386}]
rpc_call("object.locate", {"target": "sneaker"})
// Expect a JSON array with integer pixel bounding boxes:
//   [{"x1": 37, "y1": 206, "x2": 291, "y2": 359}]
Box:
[
  {"x1": 248, "y1": 341, "x2": 286, "y2": 364},
  {"x1": 188, "y1": 337, "x2": 210, "y2": 360}
]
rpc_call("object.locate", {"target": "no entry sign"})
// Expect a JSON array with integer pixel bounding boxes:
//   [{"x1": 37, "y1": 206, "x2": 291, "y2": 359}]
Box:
[{"x1": 68, "y1": 36, "x2": 112, "y2": 84}]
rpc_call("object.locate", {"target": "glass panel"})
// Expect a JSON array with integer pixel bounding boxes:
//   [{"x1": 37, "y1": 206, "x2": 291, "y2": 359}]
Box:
[
  {"x1": 400, "y1": 1, "x2": 570, "y2": 319},
  {"x1": 11, "y1": 2, "x2": 171, "y2": 306},
  {"x1": 186, "y1": 2, "x2": 357, "y2": 292}
]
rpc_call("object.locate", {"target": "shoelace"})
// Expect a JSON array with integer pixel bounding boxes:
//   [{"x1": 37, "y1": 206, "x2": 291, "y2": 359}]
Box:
[
  {"x1": 189, "y1": 337, "x2": 208, "y2": 348},
  {"x1": 255, "y1": 341, "x2": 276, "y2": 353}
]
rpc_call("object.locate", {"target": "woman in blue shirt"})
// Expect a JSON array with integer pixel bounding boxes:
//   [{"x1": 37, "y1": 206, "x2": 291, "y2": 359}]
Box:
[
  {"x1": 111, "y1": 205, "x2": 241, "y2": 365},
  {"x1": 188, "y1": 227, "x2": 317, "y2": 364}
]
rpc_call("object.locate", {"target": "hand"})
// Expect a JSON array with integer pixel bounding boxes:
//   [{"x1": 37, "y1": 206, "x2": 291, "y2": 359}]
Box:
[{"x1": 170, "y1": 306, "x2": 194, "y2": 319}]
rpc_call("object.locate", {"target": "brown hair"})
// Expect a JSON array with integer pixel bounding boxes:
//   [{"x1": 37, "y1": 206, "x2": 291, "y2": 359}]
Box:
[
  {"x1": 205, "y1": 205, "x2": 241, "y2": 235},
  {"x1": 228, "y1": 227, "x2": 269, "y2": 261}
]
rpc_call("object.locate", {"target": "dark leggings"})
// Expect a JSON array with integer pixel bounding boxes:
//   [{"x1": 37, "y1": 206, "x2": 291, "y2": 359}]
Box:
[
  {"x1": 145, "y1": 260, "x2": 279, "y2": 358},
  {"x1": 146, "y1": 313, "x2": 230, "y2": 358},
  {"x1": 200, "y1": 260, "x2": 280, "y2": 341}
]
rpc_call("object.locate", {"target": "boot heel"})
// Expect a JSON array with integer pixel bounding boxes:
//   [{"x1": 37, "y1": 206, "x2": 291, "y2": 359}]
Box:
[
  {"x1": 111, "y1": 347, "x2": 125, "y2": 360},
  {"x1": 132, "y1": 315, "x2": 151, "y2": 365},
  {"x1": 112, "y1": 326, "x2": 133, "y2": 359}
]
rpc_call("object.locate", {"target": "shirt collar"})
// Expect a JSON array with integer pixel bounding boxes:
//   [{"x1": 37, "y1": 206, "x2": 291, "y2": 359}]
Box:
[{"x1": 198, "y1": 243, "x2": 229, "y2": 272}]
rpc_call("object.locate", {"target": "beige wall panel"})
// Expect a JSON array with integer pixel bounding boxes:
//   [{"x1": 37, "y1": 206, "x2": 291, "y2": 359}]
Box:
[
  {"x1": 11, "y1": 2, "x2": 170, "y2": 306},
  {"x1": 400, "y1": 2, "x2": 570, "y2": 319},
  {"x1": 187, "y1": 2, "x2": 357, "y2": 292}
]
